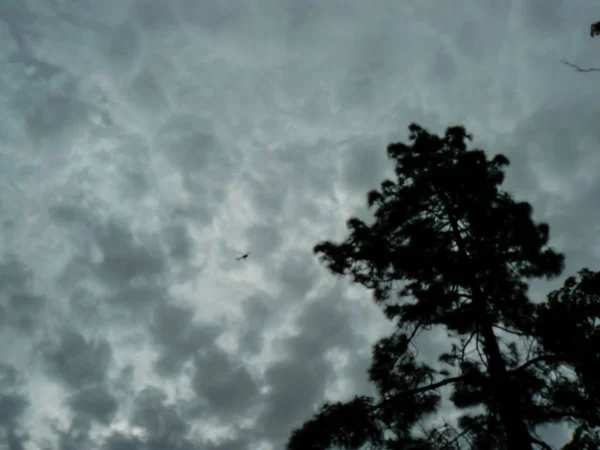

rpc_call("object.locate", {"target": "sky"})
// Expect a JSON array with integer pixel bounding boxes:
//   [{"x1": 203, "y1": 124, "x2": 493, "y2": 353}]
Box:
[{"x1": 0, "y1": 1, "x2": 600, "y2": 449}]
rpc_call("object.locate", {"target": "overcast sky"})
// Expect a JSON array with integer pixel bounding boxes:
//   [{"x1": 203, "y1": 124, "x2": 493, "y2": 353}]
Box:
[{"x1": 1, "y1": 1, "x2": 600, "y2": 449}]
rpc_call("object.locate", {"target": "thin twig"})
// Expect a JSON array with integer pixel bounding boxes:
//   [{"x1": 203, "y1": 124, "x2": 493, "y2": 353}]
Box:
[
  {"x1": 475, "y1": 335, "x2": 489, "y2": 369},
  {"x1": 459, "y1": 330, "x2": 477, "y2": 366},
  {"x1": 371, "y1": 373, "x2": 471, "y2": 412},
  {"x1": 492, "y1": 323, "x2": 527, "y2": 337},
  {"x1": 509, "y1": 354, "x2": 556, "y2": 374},
  {"x1": 560, "y1": 59, "x2": 600, "y2": 73}
]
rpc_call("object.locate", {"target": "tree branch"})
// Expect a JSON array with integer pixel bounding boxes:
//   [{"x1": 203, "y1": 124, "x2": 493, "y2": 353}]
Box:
[
  {"x1": 373, "y1": 373, "x2": 471, "y2": 412},
  {"x1": 561, "y1": 59, "x2": 600, "y2": 74},
  {"x1": 459, "y1": 330, "x2": 477, "y2": 366},
  {"x1": 493, "y1": 323, "x2": 528, "y2": 337},
  {"x1": 531, "y1": 437, "x2": 553, "y2": 450},
  {"x1": 509, "y1": 355, "x2": 555, "y2": 374}
]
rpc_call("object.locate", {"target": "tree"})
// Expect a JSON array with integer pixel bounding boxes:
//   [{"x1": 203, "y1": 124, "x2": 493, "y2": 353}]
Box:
[
  {"x1": 560, "y1": 21, "x2": 600, "y2": 74},
  {"x1": 286, "y1": 124, "x2": 599, "y2": 450}
]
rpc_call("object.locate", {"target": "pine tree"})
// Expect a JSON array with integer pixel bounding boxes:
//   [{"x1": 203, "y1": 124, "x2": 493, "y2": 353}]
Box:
[{"x1": 286, "y1": 124, "x2": 598, "y2": 449}]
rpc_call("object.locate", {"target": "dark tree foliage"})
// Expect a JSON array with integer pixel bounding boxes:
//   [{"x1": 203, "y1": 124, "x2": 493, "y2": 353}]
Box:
[
  {"x1": 591, "y1": 21, "x2": 600, "y2": 38},
  {"x1": 286, "y1": 124, "x2": 600, "y2": 450}
]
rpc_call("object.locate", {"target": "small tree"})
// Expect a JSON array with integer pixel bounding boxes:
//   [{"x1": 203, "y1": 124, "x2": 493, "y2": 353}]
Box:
[{"x1": 286, "y1": 124, "x2": 598, "y2": 449}]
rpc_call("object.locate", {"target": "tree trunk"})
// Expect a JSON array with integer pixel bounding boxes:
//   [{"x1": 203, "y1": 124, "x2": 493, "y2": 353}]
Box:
[
  {"x1": 479, "y1": 316, "x2": 533, "y2": 450},
  {"x1": 438, "y1": 190, "x2": 532, "y2": 450}
]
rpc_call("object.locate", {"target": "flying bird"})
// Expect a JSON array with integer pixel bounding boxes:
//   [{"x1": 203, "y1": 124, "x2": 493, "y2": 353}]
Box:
[{"x1": 235, "y1": 253, "x2": 250, "y2": 261}]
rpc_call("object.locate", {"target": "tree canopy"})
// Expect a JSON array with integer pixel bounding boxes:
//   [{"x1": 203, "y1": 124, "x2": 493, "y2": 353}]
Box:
[{"x1": 286, "y1": 124, "x2": 600, "y2": 450}]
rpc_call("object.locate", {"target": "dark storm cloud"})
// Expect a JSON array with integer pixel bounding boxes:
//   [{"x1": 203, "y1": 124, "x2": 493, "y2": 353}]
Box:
[
  {"x1": 275, "y1": 251, "x2": 321, "y2": 300},
  {"x1": 41, "y1": 328, "x2": 113, "y2": 389},
  {"x1": 67, "y1": 386, "x2": 118, "y2": 425},
  {"x1": 257, "y1": 357, "x2": 331, "y2": 443},
  {"x1": 98, "y1": 386, "x2": 196, "y2": 450},
  {"x1": 104, "y1": 18, "x2": 141, "y2": 72},
  {"x1": 243, "y1": 223, "x2": 282, "y2": 261},
  {"x1": 0, "y1": 0, "x2": 598, "y2": 448},
  {"x1": 0, "y1": 390, "x2": 28, "y2": 428},
  {"x1": 256, "y1": 284, "x2": 372, "y2": 445},
  {"x1": 340, "y1": 135, "x2": 390, "y2": 194},
  {"x1": 520, "y1": 0, "x2": 566, "y2": 36},
  {"x1": 238, "y1": 291, "x2": 275, "y2": 356},
  {"x1": 153, "y1": 112, "x2": 239, "y2": 209},
  {"x1": 161, "y1": 222, "x2": 195, "y2": 262},
  {"x1": 91, "y1": 220, "x2": 167, "y2": 285},
  {"x1": 501, "y1": 96, "x2": 600, "y2": 279},
  {"x1": 50, "y1": 207, "x2": 170, "y2": 311},
  {"x1": 54, "y1": 421, "x2": 96, "y2": 450},
  {"x1": 125, "y1": 69, "x2": 168, "y2": 114},
  {"x1": 0, "y1": 362, "x2": 29, "y2": 449},
  {"x1": 23, "y1": 88, "x2": 90, "y2": 142},
  {"x1": 189, "y1": 347, "x2": 260, "y2": 419},
  {"x1": 0, "y1": 253, "x2": 45, "y2": 333},
  {"x1": 129, "y1": 0, "x2": 179, "y2": 32},
  {"x1": 149, "y1": 302, "x2": 221, "y2": 378},
  {"x1": 174, "y1": 0, "x2": 240, "y2": 31}
]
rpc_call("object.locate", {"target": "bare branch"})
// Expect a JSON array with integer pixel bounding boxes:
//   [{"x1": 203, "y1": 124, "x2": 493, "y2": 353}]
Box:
[
  {"x1": 476, "y1": 334, "x2": 489, "y2": 369},
  {"x1": 372, "y1": 373, "x2": 472, "y2": 412},
  {"x1": 561, "y1": 59, "x2": 600, "y2": 74},
  {"x1": 459, "y1": 330, "x2": 477, "y2": 366},
  {"x1": 509, "y1": 355, "x2": 556, "y2": 374},
  {"x1": 493, "y1": 323, "x2": 528, "y2": 337}
]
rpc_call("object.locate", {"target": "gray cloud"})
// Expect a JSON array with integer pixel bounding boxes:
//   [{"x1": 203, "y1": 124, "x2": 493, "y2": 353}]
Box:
[
  {"x1": 0, "y1": 253, "x2": 45, "y2": 333},
  {"x1": 41, "y1": 329, "x2": 113, "y2": 389},
  {"x1": 0, "y1": 362, "x2": 29, "y2": 449},
  {"x1": 67, "y1": 386, "x2": 119, "y2": 425},
  {"x1": 149, "y1": 302, "x2": 221, "y2": 377},
  {"x1": 91, "y1": 220, "x2": 167, "y2": 286},
  {"x1": 0, "y1": 1, "x2": 596, "y2": 448},
  {"x1": 237, "y1": 292, "x2": 275, "y2": 356},
  {"x1": 258, "y1": 357, "x2": 331, "y2": 443},
  {"x1": 340, "y1": 136, "x2": 390, "y2": 194},
  {"x1": 256, "y1": 285, "x2": 373, "y2": 446},
  {"x1": 190, "y1": 347, "x2": 260, "y2": 419}
]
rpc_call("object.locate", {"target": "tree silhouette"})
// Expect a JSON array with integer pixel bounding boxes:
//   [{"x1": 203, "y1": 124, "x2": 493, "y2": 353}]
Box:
[
  {"x1": 560, "y1": 21, "x2": 600, "y2": 74},
  {"x1": 286, "y1": 124, "x2": 599, "y2": 449}
]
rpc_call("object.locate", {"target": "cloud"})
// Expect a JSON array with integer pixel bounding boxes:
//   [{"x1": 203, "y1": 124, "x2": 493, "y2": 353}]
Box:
[
  {"x1": 339, "y1": 135, "x2": 390, "y2": 194},
  {"x1": 0, "y1": 253, "x2": 46, "y2": 333},
  {"x1": 255, "y1": 284, "x2": 376, "y2": 445},
  {"x1": 237, "y1": 292, "x2": 275, "y2": 356},
  {"x1": 519, "y1": 0, "x2": 566, "y2": 36},
  {"x1": 149, "y1": 302, "x2": 221, "y2": 378},
  {"x1": 130, "y1": 0, "x2": 179, "y2": 33},
  {"x1": 275, "y1": 252, "x2": 321, "y2": 300},
  {"x1": 0, "y1": 362, "x2": 29, "y2": 449},
  {"x1": 130, "y1": 387, "x2": 188, "y2": 438},
  {"x1": 41, "y1": 329, "x2": 113, "y2": 389},
  {"x1": 258, "y1": 357, "x2": 331, "y2": 442},
  {"x1": 190, "y1": 347, "x2": 260, "y2": 419},
  {"x1": 91, "y1": 220, "x2": 167, "y2": 286},
  {"x1": 0, "y1": 1, "x2": 596, "y2": 449},
  {"x1": 67, "y1": 386, "x2": 119, "y2": 425}
]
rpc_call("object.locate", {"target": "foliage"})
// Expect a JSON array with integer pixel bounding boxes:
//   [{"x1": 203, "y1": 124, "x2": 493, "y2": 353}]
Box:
[{"x1": 286, "y1": 124, "x2": 599, "y2": 450}]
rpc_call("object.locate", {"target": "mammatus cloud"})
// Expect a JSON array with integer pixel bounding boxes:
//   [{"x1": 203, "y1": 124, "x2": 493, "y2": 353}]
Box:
[{"x1": 0, "y1": 0, "x2": 598, "y2": 448}]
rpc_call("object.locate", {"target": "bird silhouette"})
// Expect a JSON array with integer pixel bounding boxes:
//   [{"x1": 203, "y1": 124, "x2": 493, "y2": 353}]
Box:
[{"x1": 235, "y1": 253, "x2": 250, "y2": 261}]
